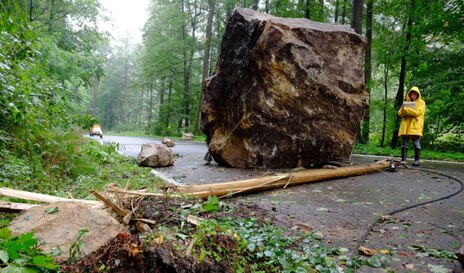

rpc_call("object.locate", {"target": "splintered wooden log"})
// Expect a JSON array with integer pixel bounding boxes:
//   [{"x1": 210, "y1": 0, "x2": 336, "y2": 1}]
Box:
[
  {"x1": 0, "y1": 201, "x2": 39, "y2": 212},
  {"x1": 178, "y1": 160, "x2": 393, "y2": 198},
  {"x1": 0, "y1": 187, "x2": 100, "y2": 206},
  {"x1": 92, "y1": 191, "x2": 128, "y2": 217}
]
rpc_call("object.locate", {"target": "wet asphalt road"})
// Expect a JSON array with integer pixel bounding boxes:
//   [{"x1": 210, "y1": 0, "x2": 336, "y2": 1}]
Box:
[{"x1": 101, "y1": 135, "x2": 464, "y2": 272}]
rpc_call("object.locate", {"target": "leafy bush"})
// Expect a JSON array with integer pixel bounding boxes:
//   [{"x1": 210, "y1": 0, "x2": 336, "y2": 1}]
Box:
[{"x1": 0, "y1": 227, "x2": 58, "y2": 272}]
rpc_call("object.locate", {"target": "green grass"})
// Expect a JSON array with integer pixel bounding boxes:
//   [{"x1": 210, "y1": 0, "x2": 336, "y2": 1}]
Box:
[
  {"x1": 0, "y1": 129, "x2": 166, "y2": 200},
  {"x1": 354, "y1": 144, "x2": 464, "y2": 162}
]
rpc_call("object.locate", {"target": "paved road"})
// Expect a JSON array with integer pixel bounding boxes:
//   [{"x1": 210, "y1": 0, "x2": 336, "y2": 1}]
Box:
[{"x1": 101, "y1": 135, "x2": 464, "y2": 272}]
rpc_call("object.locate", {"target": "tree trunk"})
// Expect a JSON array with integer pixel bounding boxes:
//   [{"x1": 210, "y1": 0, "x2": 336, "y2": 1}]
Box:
[
  {"x1": 164, "y1": 79, "x2": 173, "y2": 134},
  {"x1": 361, "y1": 0, "x2": 373, "y2": 143},
  {"x1": 381, "y1": 65, "x2": 388, "y2": 147},
  {"x1": 91, "y1": 76, "x2": 99, "y2": 117},
  {"x1": 178, "y1": 160, "x2": 392, "y2": 198},
  {"x1": 341, "y1": 0, "x2": 348, "y2": 24},
  {"x1": 318, "y1": 0, "x2": 323, "y2": 20},
  {"x1": 29, "y1": 0, "x2": 33, "y2": 21},
  {"x1": 265, "y1": 0, "x2": 269, "y2": 13},
  {"x1": 122, "y1": 53, "x2": 129, "y2": 124},
  {"x1": 252, "y1": 0, "x2": 259, "y2": 10},
  {"x1": 48, "y1": 0, "x2": 56, "y2": 31},
  {"x1": 139, "y1": 86, "x2": 145, "y2": 129},
  {"x1": 391, "y1": 0, "x2": 415, "y2": 148},
  {"x1": 180, "y1": 0, "x2": 193, "y2": 129},
  {"x1": 195, "y1": 0, "x2": 216, "y2": 134},
  {"x1": 351, "y1": 0, "x2": 363, "y2": 143},
  {"x1": 351, "y1": 0, "x2": 363, "y2": 34},
  {"x1": 334, "y1": 0, "x2": 339, "y2": 22},
  {"x1": 146, "y1": 81, "x2": 154, "y2": 135},
  {"x1": 305, "y1": 0, "x2": 311, "y2": 19}
]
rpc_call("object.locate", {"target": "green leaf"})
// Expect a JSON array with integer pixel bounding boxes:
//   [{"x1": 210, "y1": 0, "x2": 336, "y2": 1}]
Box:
[
  {"x1": 44, "y1": 207, "x2": 59, "y2": 214},
  {"x1": 0, "y1": 227, "x2": 11, "y2": 239},
  {"x1": 0, "y1": 250, "x2": 9, "y2": 263},
  {"x1": 175, "y1": 233, "x2": 188, "y2": 240},
  {"x1": 202, "y1": 196, "x2": 219, "y2": 213},
  {"x1": 247, "y1": 243, "x2": 256, "y2": 252},
  {"x1": 366, "y1": 256, "x2": 382, "y2": 268},
  {"x1": 32, "y1": 255, "x2": 59, "y2": 269},
  {"x1": 264, "y1": 250, "x2": 274, "y2": 257}
]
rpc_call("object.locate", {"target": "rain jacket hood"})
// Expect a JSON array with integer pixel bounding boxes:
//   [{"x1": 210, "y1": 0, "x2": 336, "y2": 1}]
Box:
[
  {"x1": 398, "y1": 86, "x2": 426, "y2": 137},
  {"x1": 405, "y1": 86, "x2": 422, "y2": 102}
]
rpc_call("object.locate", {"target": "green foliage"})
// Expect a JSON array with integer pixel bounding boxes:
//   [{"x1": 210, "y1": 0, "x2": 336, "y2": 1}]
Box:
[
  {"x1": 202, "y1": 195, "x2": 220, "y2": 213},
  {"x1": 354, "y1": 143, "x2": 464, "y2": 161},
  {"x1": 188, "y1": 215, "x2": 392, "y2": 272},
  {"x1": 68, "y1": 228, "x2": 89, "y2": 262},
  {"x1": 74, "y1": 114, "x2": 100, "y2": 131},
  {"x1": 408, "y1": 245, "x2": 458, "y2": 261},
  {"x1": 0, "y1": 227, "x2": 59, "y2": 271},
  {"x1": 0, "y1": 127, "x2": 163, "y2": 199}
]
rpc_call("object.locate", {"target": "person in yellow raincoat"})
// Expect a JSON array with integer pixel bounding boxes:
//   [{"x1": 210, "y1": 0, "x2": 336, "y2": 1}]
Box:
[{"x1": 398, "y1": 86, "x2": 426, "y2": 166}]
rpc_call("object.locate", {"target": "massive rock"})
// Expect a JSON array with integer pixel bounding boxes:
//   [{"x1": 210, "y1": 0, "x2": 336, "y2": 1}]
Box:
[
  {"x1": 201, "y1": 8, "x2": 368, "y2": 168},
  {"x1": 9, "y1": 202, "x2": 126, "y2": 262},
  {"x1": 137, "y1": 144, "x2": 174, "y2": 167}
]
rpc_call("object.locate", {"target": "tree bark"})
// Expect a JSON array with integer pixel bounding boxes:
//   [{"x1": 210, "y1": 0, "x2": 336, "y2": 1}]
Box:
[
  {"x1": 180, "y1": 0, "x2": 194, "y2": 129},
  {"x1": 341, "y1": 0, "x2": 348, "y2": 24},
  {"x1": 305, "y1": 0, "x2": 311, "y2": 19},
  {"x1": 122, "y1": 50, "x2": 129, "y2": 124},
  {"x1": 391, "y1": 0, "x2": 415, "y2": 148},
  {"x1": 351, "y1": 0, "x2": 363, "y2": 143},
  {"x1": 91, "y1": 75, "x2": 99, "y2": 117},
  {"x1": 29, "y1": 0, "x2": 33, "y2": 21},
  {"x1": 178, "y1": 160, "x2": 392, "y2": 198},
  {"x1": 361, "y1": 0, "x2": 373, "y2": 143},
  {"x1": 351, "y1": 0, "x2": 363, "y2": 34},
  {"x1": 48, "y1": 0, "x2": 56, "y2": 31},
  {"x1": 164, "y1": 78, "x2": 173, "y2": 134},
  {"x1": 195, "y1": 0, "x2": 216, "y2": 134},
  {"x1": 146, "y1": 81, "x2": 154, "y2": 135},
  {"x1": 381, "y1": 65, "x2": 388, "y2": 147},
  {"x1": 252, "y1": 0, "x2": 259, "y2": 10}
]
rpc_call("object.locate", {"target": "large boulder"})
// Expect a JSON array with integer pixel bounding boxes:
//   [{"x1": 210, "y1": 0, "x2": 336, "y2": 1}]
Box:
[
  {"x1": 201, "y1": 8, "x2": 368, "y2": 168},
  {"x1": 8, "y1": 202, "x2": 125, "y2": 262},
  {"x1": 137, "y1": 144, "x2": 174, "y2": 167}
]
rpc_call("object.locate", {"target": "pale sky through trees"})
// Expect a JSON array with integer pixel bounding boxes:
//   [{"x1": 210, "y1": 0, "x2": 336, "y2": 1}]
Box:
[{"x1": 99, "y1": 0, "x2": 150, "y2": 44}]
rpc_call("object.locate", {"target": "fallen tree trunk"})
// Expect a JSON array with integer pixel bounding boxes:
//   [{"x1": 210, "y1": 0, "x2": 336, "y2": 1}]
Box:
[
  {"x1": 0, "y1": 201, "x2": 39, "y2": 212},
  {"x1": 0, "y1": 187, "x2": 100, "y2": 206},
  {"x1": 178, "y1": 160, "x2": 393, "y2": 198},
  {"x1": 0, "y1": 160, "x2": 393, "y2": 212}
]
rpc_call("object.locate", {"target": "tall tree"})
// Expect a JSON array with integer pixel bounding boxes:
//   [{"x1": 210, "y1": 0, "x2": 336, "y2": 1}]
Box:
[
  {"x1": 341, "y1": 0, "x2": 349, "y2": 24},
  {"x1": 334, "y1": 0, "x2": 339, "y2": 22},
  {"x1": 252, "y1": 0, "x2": 259, "y2": 10},
  {"x1": 351, "y1": 0, "x2": 363, "y2": 34},
  {"x1": 391, "y1": 0, "x2": 415, "y2": 148},
  {"x1": 195, "y1": 0, "x2": 217, "y2": 133},
  {"x1": 361, "y1": 0, "x2": 373, "y2": 143},
  {"x1": 305, "y1": 0, "x2": 311, "y2": 19}
]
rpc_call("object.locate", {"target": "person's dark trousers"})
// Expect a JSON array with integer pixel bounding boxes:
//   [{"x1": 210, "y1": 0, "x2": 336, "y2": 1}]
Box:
[
  {"x1": 401, "y1": 137, "x2": 409, "y2": 163},
  {"x1": 401, "y1": 136, "x2": 421, "y2": 166}
]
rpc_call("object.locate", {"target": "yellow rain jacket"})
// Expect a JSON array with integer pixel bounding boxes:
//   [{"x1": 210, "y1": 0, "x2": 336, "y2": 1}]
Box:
[{"x1": 398, "y1": 86, "x2": 426, "y2": 137}]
